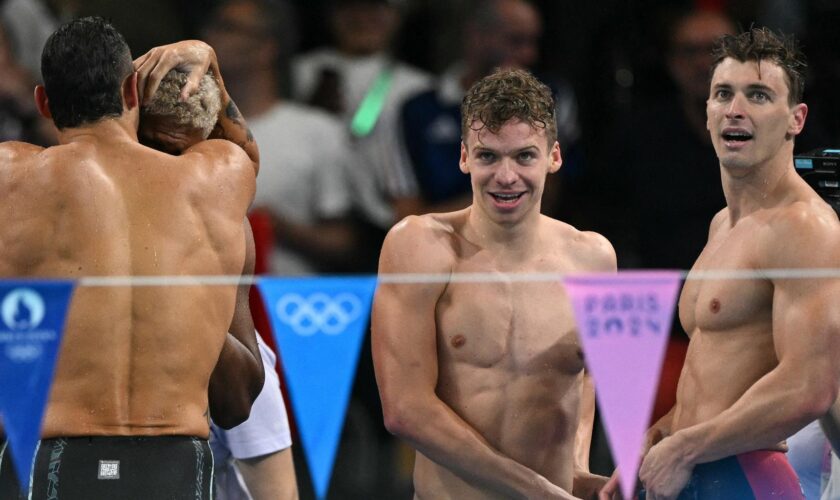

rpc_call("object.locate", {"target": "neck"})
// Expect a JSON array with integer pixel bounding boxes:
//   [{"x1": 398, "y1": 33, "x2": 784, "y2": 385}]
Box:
[
  {"x1": 720, "y1": 149, "x2": 796, "y2": 224},
  {"x1": 56, "y1": 115, "x2": 138, "y2": 145},
  {"x1": 465, "y1": 204, "x2": 543, "y2": 255}
]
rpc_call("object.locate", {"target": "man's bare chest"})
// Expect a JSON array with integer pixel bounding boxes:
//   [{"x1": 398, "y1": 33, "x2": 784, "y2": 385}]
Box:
[
  {"x1": 680, "y1": 228, "x2": 773, "y2": 334},
  {"x1": 436, "y1": 277, "x2": 584, "y2": 375}
]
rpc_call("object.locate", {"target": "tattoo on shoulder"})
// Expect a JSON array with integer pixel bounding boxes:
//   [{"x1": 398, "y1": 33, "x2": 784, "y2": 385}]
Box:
[{"x1": 246, "y1": 128, "x2": 254, "y2": 143}]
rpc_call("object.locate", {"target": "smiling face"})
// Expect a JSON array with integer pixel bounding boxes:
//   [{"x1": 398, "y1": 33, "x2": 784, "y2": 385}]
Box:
[
  {"x1": 706, "y1": 57, "x2": 807, "y2": 173},
  {"x1": 460, "y1": 118, "x2": 561, "y2": 226}
]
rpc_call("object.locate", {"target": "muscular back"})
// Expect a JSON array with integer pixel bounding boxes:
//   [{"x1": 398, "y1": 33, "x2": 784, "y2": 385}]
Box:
[{"x1": 0, "y1": 135, "x2": 254, "y2": 438}]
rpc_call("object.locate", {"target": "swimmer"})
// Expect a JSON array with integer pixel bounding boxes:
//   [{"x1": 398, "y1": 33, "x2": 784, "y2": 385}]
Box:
[
  {"x1": 600, "y1": 27, "x2": 840, "y2": 500},
  {"x1": 140, "y1": 68, "x2": 299, "y2": 500},
  {"x1": 372, "y1": 68, "x2": 616, "y2": 499},
  {"x1": 0, "y1": 17, "x2": 263, "y2": 498}
]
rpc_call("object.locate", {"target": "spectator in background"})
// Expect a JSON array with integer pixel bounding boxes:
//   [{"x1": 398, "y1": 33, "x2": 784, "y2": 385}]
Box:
[
  {"x1": 292, "y1": 0, "x2": 430, "y2": 269},
  {"x1": 598, "y1": 7, "x2": 734, "y2": 271},
  {"x1": 0, "y1": 19, "x2": 54, "y2": 145},
  {"x1": 202, "y1": 0, "x2": 357, "y2": 275},
  {"x1": 395, "y1": 0, "x2": 582, "y2": 221}
]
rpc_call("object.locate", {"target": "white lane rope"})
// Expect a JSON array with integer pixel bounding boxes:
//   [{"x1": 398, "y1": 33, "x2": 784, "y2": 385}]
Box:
[{"x1": 52, "y1": 267, "x2": 840, "y2": 287}]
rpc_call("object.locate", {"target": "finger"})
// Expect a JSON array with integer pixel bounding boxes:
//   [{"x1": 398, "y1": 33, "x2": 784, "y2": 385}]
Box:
[
  {"x1": 143, "y1": 56, "x2": 174, "y2": 105},
  {"x1": 132, "y1": 51, "x2": 152, "y2": 71},
  {"x1": 180, "y1": 62, "x2": 209, "y2": 101}
]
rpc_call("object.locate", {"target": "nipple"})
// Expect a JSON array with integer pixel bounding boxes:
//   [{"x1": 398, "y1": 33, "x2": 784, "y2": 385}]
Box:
[
  {"x1": 710, "y1": 298, "x2": 721, "y2": 314},
  {"x1": 451, "y1": 335, "x2": 466, "y2": 348}
]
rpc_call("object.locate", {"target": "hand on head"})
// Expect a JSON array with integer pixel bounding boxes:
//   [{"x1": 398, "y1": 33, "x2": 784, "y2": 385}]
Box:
[{"x1": 134, "y1": 40, "x2": 216, "y2": 105}]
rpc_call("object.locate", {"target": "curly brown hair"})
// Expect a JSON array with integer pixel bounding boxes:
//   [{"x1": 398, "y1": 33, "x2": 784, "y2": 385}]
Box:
[
  {"x1": 461, "y1": 68, "x2": 557, "y2": 145},
  {"x1": 712, "y1": 27, "x2": 806, "y2": 105}
]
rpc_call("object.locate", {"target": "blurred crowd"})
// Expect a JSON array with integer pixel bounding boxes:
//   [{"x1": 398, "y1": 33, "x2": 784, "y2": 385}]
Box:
[{"x1": 4, "y1": 0, "x2": 840, "y2": 497}]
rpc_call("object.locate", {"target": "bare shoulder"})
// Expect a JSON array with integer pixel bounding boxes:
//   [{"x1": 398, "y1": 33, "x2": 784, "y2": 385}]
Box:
[
  {"x1": 379, "y1": 213, "x2": 459, "y2": 274},
  {"x1": 182, "y1": 139, "x2": 253, "y2": 173},
  {"x1": 763, "y1": 198, "x2": 840, "y2": 267},
  {"x1": 543, "y1": 216, "x2": 617, "y2": 272},
  {"x1": 0, "y1": 141, "x2": 45, "y2": 163}
]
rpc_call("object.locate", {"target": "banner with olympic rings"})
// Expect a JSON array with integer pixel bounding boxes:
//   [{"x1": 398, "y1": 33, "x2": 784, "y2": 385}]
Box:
[
  {"x1": 564, "y1": 271, "x2": 681, "y2": 500},
  {"x1": 257, "y1": 276, "x2": 377, "y2": 500},
  {"x1": 0, "y1": 280, "x2": 74, "y2": 488}
]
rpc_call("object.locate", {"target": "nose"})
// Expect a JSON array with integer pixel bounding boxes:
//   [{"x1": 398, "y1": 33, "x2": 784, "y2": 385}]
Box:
[
  {"x1": 495, "y1": 159, "x2": 518, "y2": 185},
  {"x1": 725, "y1": 93, "x2": 746, "y2": 119}
]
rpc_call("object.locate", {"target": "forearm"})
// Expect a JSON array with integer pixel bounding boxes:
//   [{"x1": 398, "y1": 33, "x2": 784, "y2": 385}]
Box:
[
  {"x1": 206, "y1": 53, "x2": 259, "y2": 172},
  {"x1": 390, "y1": 397, "x2": 573, "y2": 499},
  {"x1": 237, "y1": 448, "x2": 299, "y2": 500},
  {"x1": 672, "y1": 368, "x2": 832, "y2": 465},
  {"x1": 209, "y1": 332, "x2": 265, "y2": 429}
]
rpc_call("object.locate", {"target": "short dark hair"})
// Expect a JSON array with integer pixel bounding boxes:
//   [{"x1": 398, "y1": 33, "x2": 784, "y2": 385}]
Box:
[
  {"x1": 711, "y1": 27, "x2": 806, "y2": 105},
  {"x1": 461, "y1": 68, "x2": 556, "y2": 144},
  {"x1": 41, "y1": 16, "x2": 134, "y2": 130}
]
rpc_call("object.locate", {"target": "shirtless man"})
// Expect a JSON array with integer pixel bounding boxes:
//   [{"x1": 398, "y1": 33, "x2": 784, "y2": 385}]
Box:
[
  {"x1": 140, "y1": 69, "x2": 299, "y2": 500},
  {"x1": 0, "y1": 17, "x2": 263, "y2": 498},
  {"x1": 372, "y1": 68, "x2": 616, "y2": 499},
  {"x1": 600, "y1": 28, "x2": 840, "y2": 500}
]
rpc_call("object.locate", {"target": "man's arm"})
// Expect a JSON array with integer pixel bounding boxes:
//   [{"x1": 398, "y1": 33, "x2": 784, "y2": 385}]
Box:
[
  {"x1": 573, "y1": 372, "x2": 610, "y2": 500},
  {"x1": 372, "y1": 216, "x2": 575, "y2": 500},
  {"x1": 133, "y1": 40, "x2": 259, "y2": 175},
  {"x1": 237, "y1": 448, "x2": 299, "y2": 500},
  {"x1": 640, "y1": 210, "x2": 840, "y2": 498},
  {"x1": 209, "y1": 219, "x2": 265, "y2": 429}
]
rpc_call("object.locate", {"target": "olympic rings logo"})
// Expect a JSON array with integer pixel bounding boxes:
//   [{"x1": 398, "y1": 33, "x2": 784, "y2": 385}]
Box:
[{"x1": 275, "y1": 293, "x2": 364, "y2": 336}]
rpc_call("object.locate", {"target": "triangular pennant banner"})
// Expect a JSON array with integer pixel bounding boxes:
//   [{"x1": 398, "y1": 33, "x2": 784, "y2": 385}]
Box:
[
  {"x1": 0, "y1": 280, "x2": 75, "y2": 488},
  {"x1": 563, "y1": 271, "x2": 681, "y2": 500},
  {"x1": 257, "y1": 276, "x2": 376, "y2": 499}
]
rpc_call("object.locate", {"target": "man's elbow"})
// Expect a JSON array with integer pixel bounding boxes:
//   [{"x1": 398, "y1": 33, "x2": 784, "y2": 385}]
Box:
[
  {"x1": 381, "y1": 399, "x2": 420, "y2": 440},
  {"x1": 800, "y1": 377, "x2": 839, "y2": 421},
  {"x1": 213, "y1": 395, "x2": 255, "y2": 429}
]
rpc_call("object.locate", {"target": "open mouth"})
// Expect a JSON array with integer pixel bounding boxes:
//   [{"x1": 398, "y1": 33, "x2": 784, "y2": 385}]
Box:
[
  {"x1": 491, "y1": 192, "x2": 525, "y2": 204},
  {"x1": 721, "y1": 131, "x2": 753, "y2": 143}
]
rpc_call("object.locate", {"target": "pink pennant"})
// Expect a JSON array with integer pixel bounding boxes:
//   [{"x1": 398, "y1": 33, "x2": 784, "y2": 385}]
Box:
[{"x1": 563, "y1": 271, "x2": 682, "y2": 500}]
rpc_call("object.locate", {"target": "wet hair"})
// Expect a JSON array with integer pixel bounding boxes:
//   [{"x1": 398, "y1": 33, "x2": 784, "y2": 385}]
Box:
[
  {"x1": 712, "y1": 27, "x2": 806, "y2": 105},
  {"x1": 461, "y1": 68, "x2": 556, "y2": 144},
  {"x1": 40, "y1": 16, "x2": 134, "y2": 130},
  {"x1": 142, "y1": 70, "x2": 221, "y2": 138}
]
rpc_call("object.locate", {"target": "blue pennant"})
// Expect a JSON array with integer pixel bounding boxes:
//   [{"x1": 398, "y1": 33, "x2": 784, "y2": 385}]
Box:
[
  {"x1": 0, "y1": 280, "x2": 75, "y2": 489},
  {"x1": 257, "y1": 276, "x2": 377, "y2": 499}
]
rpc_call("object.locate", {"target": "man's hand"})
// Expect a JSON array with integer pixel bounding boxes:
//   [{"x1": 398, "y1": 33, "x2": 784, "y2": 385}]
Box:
[
  {"x1": 133, "y1": 40, "x2": 216, "y2": 104},
  {"x1": 597, "y1": 470, "x2": 622, "y2": 500},
  {"x1": 638, "y1": 436, "x2": 692, "y2": 500},
  {"x1": 573, "y1": 470, "x2": 609, "y2": 500}
]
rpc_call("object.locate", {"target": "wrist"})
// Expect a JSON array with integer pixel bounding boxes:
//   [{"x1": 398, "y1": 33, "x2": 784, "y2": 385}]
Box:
[{"x1": 668, "y1": 428, "x2": 702, "y2": 467}]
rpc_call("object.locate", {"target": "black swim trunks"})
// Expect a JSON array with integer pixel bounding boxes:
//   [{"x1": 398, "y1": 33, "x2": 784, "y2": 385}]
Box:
[
  {"x1": 29, "y1": 436, "x2": 213, "y2": 500},
  {"x1": 0, "y1": 439, "x2": 25, "y2": 499}
]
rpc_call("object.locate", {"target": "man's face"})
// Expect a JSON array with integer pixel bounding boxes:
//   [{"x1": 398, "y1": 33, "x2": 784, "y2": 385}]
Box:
[
  {"x1": 202, "y1": 0, "x2": 271, "y2": 75},
  {"x1": 331, "y1": 3, "x2": 398, "y2": 56},
  {"x1": 706, "y1": 58, "x2": 807, "y2": 173},
  {"x1": 138, "y1": 114, "x2": 205, "y2": 155},
  {"x1": 471, "y1": 0, "x2": 541, "y2": 73},
  {"x1": 459, "y1": 119, "x2": 560, "y2": 226},
  {"x1": 668, "y1": 12, "x2": 734, "y2": 103}
]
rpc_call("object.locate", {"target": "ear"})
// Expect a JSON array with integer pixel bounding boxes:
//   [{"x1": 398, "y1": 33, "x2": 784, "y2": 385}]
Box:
[
  {"x1": 34, "y1": 85, "x2": 52, "y2": 119},
  {"x1": 548, "y1": 141, "x2": 562, "y2": 174},
  {"x1": 123, "y1": 72, "x2": 140, "y2": 110},
  {"x1": 788, "y1": 102, "x2": 807, "y2": 137},
  {"x1": 459, "y1": 141, "x2": 469, "y2": 174}
]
